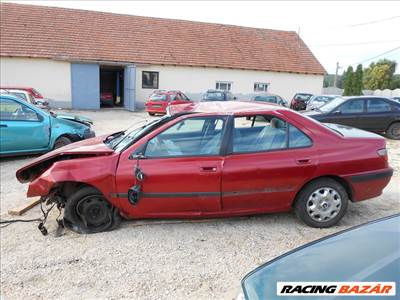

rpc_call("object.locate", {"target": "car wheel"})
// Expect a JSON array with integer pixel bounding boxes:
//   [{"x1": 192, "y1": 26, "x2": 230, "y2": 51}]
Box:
[
  {"x1": 386, "y1": 122, "x2": 400, "y2": 140},
  {"x1": 63, "y1": 187, "x2": 121, "y2": 234},
  {"x1": 148, "y1": 112, "x2": 156, "y2": 116},
  {"x1": 54, "y1": 136, "x2": 72, "y2": 149},
  {"x1": 294, "y1": 178, "x2": 348, "y2": 228}
]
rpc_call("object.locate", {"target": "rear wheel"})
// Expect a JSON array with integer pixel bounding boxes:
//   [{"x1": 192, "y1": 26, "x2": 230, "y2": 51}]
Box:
[
  {"x1": 386, "y1": 122, "x2": 400, "y2": 140},
  {"x1": 294, "y1": 178, "x2": 348, "y2": 228},
  {"x1": 54, "y1": 136, "x2": 72, "y2": 149},
  {"x1": 63, "y1": 187, "x2": 121, "y2": 234},
  {"x1": 148, "y1": 112, "x2": 156, "y2": 116}
]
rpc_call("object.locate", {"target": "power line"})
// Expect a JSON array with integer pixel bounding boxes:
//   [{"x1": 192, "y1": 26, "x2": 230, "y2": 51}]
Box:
[
  {"x1": 354, "y1": 46, "x2": 400, "y2": 66},
  {"x1": 347, "y1": 16, "x2": 400, "y2": 27}
]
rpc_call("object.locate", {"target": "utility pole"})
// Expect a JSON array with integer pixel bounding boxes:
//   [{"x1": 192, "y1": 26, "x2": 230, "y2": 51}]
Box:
[{"x1": 334, "y1": 62, "x2": 341, "y2": 87}]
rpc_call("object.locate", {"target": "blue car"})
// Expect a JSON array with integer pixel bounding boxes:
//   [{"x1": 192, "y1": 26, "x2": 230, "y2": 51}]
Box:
[
  {"x1": 241, "y1": 214, "x2": 400, "y2": 299},
  {"x1": 0, "y1": 94, "x2": 95, "y2": 156}
]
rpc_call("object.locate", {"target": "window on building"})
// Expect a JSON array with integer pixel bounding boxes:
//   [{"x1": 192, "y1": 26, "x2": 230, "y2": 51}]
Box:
[
  {"x1": 216, "y1": 81, "x2": 232, "y2": 91},
  {"x1": 142, "y1": 71, "x2": 159, "y2": 89},
  {"x1": 254, "y1": 82, "x2": 269, "y2": 92}
]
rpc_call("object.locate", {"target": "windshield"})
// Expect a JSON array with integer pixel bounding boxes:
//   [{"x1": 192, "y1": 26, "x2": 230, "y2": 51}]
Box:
[
  {"x1": 105, "y1": 116, "x2": 173, "y2": 151},
  {"x1": 254, "y1": 95, "x2": 277, "y2": 103},
  {"x1": 203, "y1": 92, "x2": 224, "y2": 101},
  {"x1": 319, "y1": 97, "x2": 346, "y2": 112},
  {"x1": 294, "y1": 93, "x2": 312, "y2": 101},
  {"x1": 149, "y1": 94, "x2": 168, "y2": 101},
  {"x1": 312, "y1": 96, "x2": 335, "y2": 103}
]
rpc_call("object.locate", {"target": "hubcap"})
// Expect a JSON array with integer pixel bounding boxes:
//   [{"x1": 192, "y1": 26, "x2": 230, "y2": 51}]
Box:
[
  {"x1": 76, "y1": 195, "x2": 111, "y2": 228},
  {"x1": 306, "y1": 187, "x2": 342, "y2": 222}
]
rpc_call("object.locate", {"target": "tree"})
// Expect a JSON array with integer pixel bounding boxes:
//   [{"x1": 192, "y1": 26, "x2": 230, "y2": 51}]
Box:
[
  {"x1": 363, "y1": 59, "x2": 397, "y2": 90},
  {"x1": 390, "y1": 74, "x2": 400, "y2": 89},
  {"x1": 343, "y1": 66, "x2": 354, "y2": 96},
  {"x1": 353, "y1": 64, "x2": 363, "y2": 95}
]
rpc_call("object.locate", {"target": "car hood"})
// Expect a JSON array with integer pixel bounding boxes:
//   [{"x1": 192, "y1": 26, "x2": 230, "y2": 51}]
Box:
[
  {"x1": 54, "y1": 112, "x2": 93, "y2": 125},
  {"x1": 16, "y1": 136, "x2": 113, "y2": 183}
]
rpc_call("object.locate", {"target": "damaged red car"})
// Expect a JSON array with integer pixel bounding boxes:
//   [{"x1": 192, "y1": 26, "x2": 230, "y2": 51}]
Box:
[{"x1": 16, "y1": 101, "x2": 393, "y2": 234}]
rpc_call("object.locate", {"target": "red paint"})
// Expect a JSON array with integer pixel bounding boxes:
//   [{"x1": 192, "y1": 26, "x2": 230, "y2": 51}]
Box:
[
  {"x1": 17, "y1": 102, "x2": 393, "y2": 220},
  {"x1": 145, "y1": 90, "x2": 192, "y2": 114}
]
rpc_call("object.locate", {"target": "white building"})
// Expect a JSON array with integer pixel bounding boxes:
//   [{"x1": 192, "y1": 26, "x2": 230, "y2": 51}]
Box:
[{"x1": 0, "y1": 3, "x2": 325, "y2": 110}]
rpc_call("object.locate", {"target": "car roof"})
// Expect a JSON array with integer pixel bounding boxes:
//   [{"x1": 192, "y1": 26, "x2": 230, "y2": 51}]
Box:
[
  {"x1": 0, "y1": 89, "x2": 29, "y2": 94},
  {"x1": 170, "y1": 100, "x2": 285, "y2": 115},
  {"x1": 153, "y1": 90, "x2": 182, "y2": 94},
  {"x1": 0, "y1": 86, "x2": 33, "y2": 91}
]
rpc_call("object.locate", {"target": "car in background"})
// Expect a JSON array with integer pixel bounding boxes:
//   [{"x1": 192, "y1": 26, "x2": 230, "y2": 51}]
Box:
[
  {"x1": 202, "y1": 89, "x2": 236, "y2": 102},
  {"x1": 304, "y1": 96, "x2": 400, "y2": 139},
  {"x1": 306, "y1": 95, "x2": 337, "y2": 111},
  {"x1": 0, "y1": 88, "x2": 49, "y2": 109},
  {"x1": 1, "y1": 86, "x2": 44, "y2": 99},
  {"x1": 290, "y1": 93, "x2": 313, "y2": 111},
  {"x1": 391, "y1": 96, "x2": 400, "y2": 103},
  {"x1": 251, "y1": 93, "x2": 287, "y2": 107},
  {"x1": 240, "y1": 214, "x2": 399, "y2": 300},
  {"x1": 16, "y1": 101, "x2": 392, "y2": 234},
  {"x1": 145, "y1": 90, "x2": 191, "y2": 116},
  {"x1": 100, "y1": 92, "x2": 114, "y2": 107},
  {"x1": 0, "y1": 94, "x2": 95, "y2": 156}
]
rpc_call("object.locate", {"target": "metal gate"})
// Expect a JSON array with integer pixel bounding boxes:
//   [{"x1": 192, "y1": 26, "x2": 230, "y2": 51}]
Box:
[
  {"x1": 124, "y1": 65, "x2": 136, "y2": 111},
  {"x1": 71, "y1": 63, "x2": 100, "y2": 110}
]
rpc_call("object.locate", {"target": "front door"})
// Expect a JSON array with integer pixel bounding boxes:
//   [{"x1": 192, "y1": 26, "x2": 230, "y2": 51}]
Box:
[
  {"x1": 324, "y1": 99, "x2": 366, "y2": 128},
  {"x1": 222, "y1": 114, "x2": 317, "y2": 212},
  {"x1": 115, "y1": 115, "x2": 227, "y2": 217},
  {"x1": 0, "y1": 98, "x2": 50, "y2": 153}
]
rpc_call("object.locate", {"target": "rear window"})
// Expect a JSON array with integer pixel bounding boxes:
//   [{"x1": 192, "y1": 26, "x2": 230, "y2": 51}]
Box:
[
  {"x1": 254, "y1": 96, "x2": 277, "y2": 103},
  {"x1": 203, "y1": 92, "x2": 224, "y2": 101},
  {"x1": 294, "y1": 94, "x2": 312, "y2": 101},
  {"x1": 149, "y1": 94, "x2": 168, "y2": 101}
]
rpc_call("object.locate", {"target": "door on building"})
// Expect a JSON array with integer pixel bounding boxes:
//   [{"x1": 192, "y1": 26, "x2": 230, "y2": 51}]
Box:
[
  {"x1": 124, "y1": 65, "x2": 136, "y2": 111},
  {"x1": 71, "y1": 63, "x2": 100, "y2": 110},
  {"x1": 99, "y1": 66, "x2": 125, "y2": 108}
]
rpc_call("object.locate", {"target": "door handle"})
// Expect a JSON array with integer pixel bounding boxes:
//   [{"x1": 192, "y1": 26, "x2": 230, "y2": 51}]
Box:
[
  {"x1": 0, "y1": 124, "x2": 8, "y2": 128},
  {"x1": 200, "y1": 166, "x2": 217, "y2": 172},
  {"x1": 296, "y1": 158, "x2": 311, "y2": 165}
]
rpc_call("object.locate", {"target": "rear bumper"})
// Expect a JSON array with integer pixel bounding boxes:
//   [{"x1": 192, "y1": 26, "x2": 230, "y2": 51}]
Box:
[
  {"x1": 290, "y1": 101, "x2": 307, "y2": 111},
  {"x1": 345, "y1": 168, "x2": 393, "y2": 201},
  {"x1": 145, "y1": 107, "x2": 167, "y2": 114}
]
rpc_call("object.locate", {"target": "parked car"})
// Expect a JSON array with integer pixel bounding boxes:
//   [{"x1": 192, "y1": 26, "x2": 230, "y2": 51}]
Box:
[
  {"x1": 240, "y1": 214, "x2": 399, "y2": 300},
  {"x1": 100, "y1": 92, "x2": 114, "y2": 107},
  {"x1": 251, "y1": 93, "x2": 287, "y2": 107},
  {"x1": 16, "y1": 101, "x2": 392, "y2": 234},
  {"x1": 145, "y1": 90, "x2": 191, "y2": 116},
  {"x1": 391, "y1": 96, "x2": 400, "y2": 103},
  {"x1": 0, "y1": 94, "x2": 95, "y2": 156},
  {"x1": 0, "y1": 88, "x2": 49, "y2": 109},
  {"x1": 202, "y1": 89, "x2": 236, "y2": 101},
  {"x1": 1, "y1": 86, "x2": 44, "y2": 99},
  {"x1": 290, "y1": 93, "x2": 313, "y2": 111},
  {"x1": 306, "y1": 95, "x2": 337, "y2": 111},
  {"x1": 304, "y1": 96, "x2": 400, "y2": 139}
]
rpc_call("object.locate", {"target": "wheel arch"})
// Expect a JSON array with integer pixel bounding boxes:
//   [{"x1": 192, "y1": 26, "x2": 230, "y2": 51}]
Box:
[{"x1": 292, "y1": 175, "x2": 353, "y2": 207}]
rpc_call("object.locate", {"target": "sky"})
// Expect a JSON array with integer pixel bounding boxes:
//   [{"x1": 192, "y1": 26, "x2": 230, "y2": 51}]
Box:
[{"x1": 5, "y1": 1, "x2": 400, "y2": 74}]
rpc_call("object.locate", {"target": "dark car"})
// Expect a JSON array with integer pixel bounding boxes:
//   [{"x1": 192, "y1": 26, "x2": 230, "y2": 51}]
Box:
[
  {"x1": 240, "y1": 214, "x2": 399, "y2": 299},
  {"x1": 392, "y1": 96, "x2": 400, "y2": 103},
  {"x1": 202, "y1": 89, "x2": 236, "y2": 101},
  {"x1": 304, "y1": 96, "x2": 400, "y2": 139},
  {"x1": 290, "y1": 93, "x2": 313, "y2": 111},
  {"x1": 17, "y1": 101, "x2": 392, "y2": 234},
  {"x1": 251, "y1": 93, "x2": 287, "y2": 107}
]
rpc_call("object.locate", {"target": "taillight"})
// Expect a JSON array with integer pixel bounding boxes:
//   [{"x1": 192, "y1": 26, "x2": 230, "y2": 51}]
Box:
[{"x1": 377, "y1": 148, "x2": 388, "y2": 161}]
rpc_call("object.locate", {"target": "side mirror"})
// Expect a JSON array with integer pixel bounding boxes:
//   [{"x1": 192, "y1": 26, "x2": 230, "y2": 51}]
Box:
[
  {"x1": 129, "y1": 152, "x2": 146, "y2": 160},
  {"x1": 332, "y1": 110, "x2": 341, "y2": 115}
]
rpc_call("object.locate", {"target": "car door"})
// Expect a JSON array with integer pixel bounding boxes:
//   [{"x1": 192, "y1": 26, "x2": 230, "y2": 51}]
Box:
[
  {"x1": 221, "y1": 114, "x2": 317, "y2": 212},
  {"x1": 324, "y1": 99, "x2": 366, "y2": 128},
  {"x1": 364, "y1": 98, "x2": 394, "y2": 132},
  {"x1": 115, "y1": 116, "x2": 227, "y2": 217},
  {"x1": 0, "y1": 98, "x2": 50, "y2": 153}
]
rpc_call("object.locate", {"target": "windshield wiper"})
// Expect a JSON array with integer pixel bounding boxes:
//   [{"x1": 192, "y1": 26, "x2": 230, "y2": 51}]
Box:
[{"x1": 103, "y1": 131, "x2": 125, "y2": 143}]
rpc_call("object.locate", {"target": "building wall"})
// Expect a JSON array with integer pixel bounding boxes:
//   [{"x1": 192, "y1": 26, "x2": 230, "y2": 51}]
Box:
[
  {"x1": 0, "y1": 57, "x2": 72, "y2": 108},
  {"x1": 135, "y1": 65, "x2": 324, "y2": 108}
]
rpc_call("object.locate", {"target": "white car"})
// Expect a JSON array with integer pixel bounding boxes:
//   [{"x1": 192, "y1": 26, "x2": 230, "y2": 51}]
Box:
[
  {"x1": 0, "y1": 89, "x2": 49, "y2": 109},
  {"x1": 306, "y1": 95, "x2": 338, "y2": 111}
]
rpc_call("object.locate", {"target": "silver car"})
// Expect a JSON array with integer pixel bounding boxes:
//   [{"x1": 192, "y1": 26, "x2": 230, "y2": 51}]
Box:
[{"x1": 306, "y1": 95, "x2": 338, "y2": 111}]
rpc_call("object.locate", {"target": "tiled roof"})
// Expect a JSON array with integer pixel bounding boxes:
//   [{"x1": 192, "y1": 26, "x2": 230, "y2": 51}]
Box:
[{"x1": 0, "y1": 3, "x2": 326, "y2": 75}]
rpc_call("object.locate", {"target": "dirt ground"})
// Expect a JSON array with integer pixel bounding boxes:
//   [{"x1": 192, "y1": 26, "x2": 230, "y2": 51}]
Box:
[{"x1": 1, "y1": 109, "x2": 399, "y2": 300}]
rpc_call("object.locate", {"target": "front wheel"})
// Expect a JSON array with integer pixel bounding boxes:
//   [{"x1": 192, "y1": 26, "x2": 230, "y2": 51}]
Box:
[
  {"x1": 63, "y1": 187, "x2": 121, "y2": 234},
  {"x1": 386, "y1": 122, "x2": 400, "y2": 140},
  {"x1": 294, "y1": 178, "x2": 348, "y2": 228},
  {"x1": 54, "y1": 136, "x2": 72, "y2": 149}
]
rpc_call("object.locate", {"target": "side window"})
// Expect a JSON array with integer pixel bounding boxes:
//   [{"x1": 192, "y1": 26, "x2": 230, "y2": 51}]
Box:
[
  {"x1": 367, "y1": 99, "x2": 391, "y2": 112},
  {"x1": 145, "y1": 117, "x2": 226, "y2": 157},
  {"x1": 337, "y1": 99, "x2": 364, "y2": 114},
  {"x1": 288, "y1": 125, "x2": 312, "y2": 148},
  {"x1": 0, "y1": 99, "x2": 39, "y2": 121},
  {"x1": 180, "y1": 93, "x2": 190, "y2": 101},
  {"x1": 233, "y1": 116, "x2": 287, "y2": 153}
]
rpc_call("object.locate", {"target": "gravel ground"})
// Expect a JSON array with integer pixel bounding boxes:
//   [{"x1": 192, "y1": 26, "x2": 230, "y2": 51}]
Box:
[{"x1": 1, "y1": 109, "x2": 399, "y2": 300}]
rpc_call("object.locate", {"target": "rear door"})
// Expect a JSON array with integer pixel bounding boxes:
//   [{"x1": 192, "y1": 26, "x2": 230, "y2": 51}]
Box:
[
  {"x1": 0, "y1": 98, "x2": 50, "y2": 153},
  {"x1": 221, "y1": 114, "x2": 317, "y2": 212},
  {"x1": 115, "y1": 116, "x2": 227, "y2": 217},
  {"x1": 365, "y1": 98, "x2": 394, "y2": 132}
]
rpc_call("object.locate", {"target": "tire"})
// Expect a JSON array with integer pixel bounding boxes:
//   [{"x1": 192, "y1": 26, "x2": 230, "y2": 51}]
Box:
[
  {"x1": 148, "y1": 112, "x2": 156, "y2": 116},
  {"x1": 294, "y1": 178, "x2": 348, "y2": 228},
  {"x1": 386, "y1": 122, "x2": 400, "y2": 140},
  {"x1": 53, "y1": 136, "x2": 72, "y2": 149},
  {"x1": 63, "y1": 186, "x2": 121, "y2": 234}
]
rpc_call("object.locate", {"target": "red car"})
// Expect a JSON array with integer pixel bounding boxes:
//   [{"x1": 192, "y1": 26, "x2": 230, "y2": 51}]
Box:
[
  {"x1": 290, "y1": 93, "x2": 313, "y2": 111},
  {"x1": 145, "y1": 90, "x2": 192, "y2": 116},
  {"x1": 16, "y1": 101, "x2": 393, "y2": 234}
]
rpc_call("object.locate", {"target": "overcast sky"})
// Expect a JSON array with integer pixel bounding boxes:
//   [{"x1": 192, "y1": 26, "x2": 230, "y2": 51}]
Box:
[{"x1": 6, "y1": 1, "x2": 400, "y2": 74}]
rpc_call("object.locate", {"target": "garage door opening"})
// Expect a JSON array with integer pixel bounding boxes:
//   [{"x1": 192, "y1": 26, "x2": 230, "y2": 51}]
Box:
[{"x1": 100, "y1": 66, "x2": 124, "y2": 108}]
